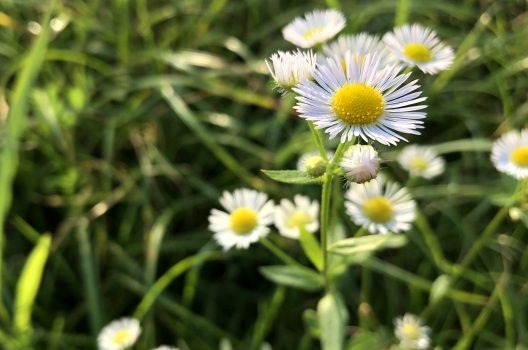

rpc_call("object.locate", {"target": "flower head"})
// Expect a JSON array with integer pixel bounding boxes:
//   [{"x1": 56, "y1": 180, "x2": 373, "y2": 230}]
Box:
[
  {"x1": 383, "y1": 24, "x2": 455, "y2": 75},
  {"x1": 294, "y1": 52, "x2": 427, "y2": 145},
  {"x1": 394, "y1": 313, "x2": 431, "y2": 349},
  {"x1": 266, "y1": 50, "x2": 317, "y2": 92},
  {"x1": 491, "y1": 129, "x2": 528, "y2": 179},
  {"x1": 282, "y1": 9, "x2": 346, "y2": 48},
  {"x1": 398, "y1": 145, "x2": 445, "y2": 179},
  {"x1": 274, "y1": 195, "x2": 319, "y2": 239},
  {"x1": 341, "y1": 144, "x2": 380, "y2": 183},
  {"x1": 345, "y1": 179, "x2": 416, "y2": 234},
  {"x1": 208, "y1": 188, "x2": 274, "y2": 250},
  {"x1": 97, "y1": 318, "x2": 141, "y2": 350},
  {"x1": 323, "y1": 33, "x2": 393, "y2": 67},
  {"x1": 297, "y1": 150, "x2": 334, "y2": 177}
]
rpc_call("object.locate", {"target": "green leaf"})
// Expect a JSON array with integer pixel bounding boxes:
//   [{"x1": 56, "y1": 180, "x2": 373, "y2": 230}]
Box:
[
  {"x1": 299, "y1": 227, "x2": 323, "y2": 271},
  {"x1": 259, "y1": 265, "x2": 323, "y2": 292},
  {"x1": 261, "y1": 170, "x2": 324, "y2": 185},
  {"x1": 318, "y1": 293, "x2": 348, "y2": 350},
  {"x1": 329, "y1": 234, "x2": 408, "y2": 255},
  {"x1": 14, "y1": 234, "x2": 52, "y2": 334}
]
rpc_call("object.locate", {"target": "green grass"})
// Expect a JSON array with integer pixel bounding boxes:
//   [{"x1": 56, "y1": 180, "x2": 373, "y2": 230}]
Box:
[{"x1": 0, "y1": 0, "x2": 528, "y2": 349}]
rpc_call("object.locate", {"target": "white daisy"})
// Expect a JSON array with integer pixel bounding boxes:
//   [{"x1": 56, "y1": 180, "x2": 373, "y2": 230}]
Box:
[
  {"x1": 297, "y1": 150, "x2": 334, "y2": 177},
  {"x1": 491, "y1": 128, "x2": 528, "y2": 179},
  {"x1": 322, "y1": 32, "x2": 394, "y2": 66},
  {"x1": 208, "y1": 188, "x2": 275, "y2": 250},
  {"x1": 397, "y1": 145, "x2": 445, "y2": 179},
  {"x1": 282, "y1": 9, "x2": 346, "y2": 48},
  {"x1": 383, "y1": 23, "x2": 455, "y2": 75},
  {"x1": 274, "y1": 195, "x2": 319, "y2": 239},
  {"x1": 345, "y1": 179, "x2": 416, "y2": 234},
  {"x1": 265, "y1": 49, "x2": 317, "y2": 92},
  {"x1": 294, "y1": 52, "x2": 427, "y2": 145},
  {"x1": 394, "y1": 313, "x2": 431, "y2": 349},
  {"x1": 341, "y1": 144, "x2": 380, "y2": 183},
  {"x1": 97, "y1": 317, "x2": 141, "y2": 350}
]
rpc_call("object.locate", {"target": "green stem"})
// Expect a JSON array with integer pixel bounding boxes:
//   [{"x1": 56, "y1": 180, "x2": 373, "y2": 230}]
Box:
[
  {"x1": 260, "y1": 237, "x2": 303, "y2": 268},
  {"x1": 320, "y1": 177, "x2": 332, "y2": 285},
  {"x1": 308, "y1": 122, "x2": 328, "y2": 161}
]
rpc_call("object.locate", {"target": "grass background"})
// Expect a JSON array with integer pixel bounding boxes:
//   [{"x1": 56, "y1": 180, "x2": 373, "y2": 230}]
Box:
[{"x1": 1, "y1": 0, "x2": 528, "y2": 349}]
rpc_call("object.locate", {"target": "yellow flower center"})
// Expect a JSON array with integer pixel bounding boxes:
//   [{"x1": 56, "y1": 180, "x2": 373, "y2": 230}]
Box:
[
  {"x1": 511, "y1": 146, "x2": 528, "y2": 167},
  {"x1": 409, "y1": 157, "x2": 428, "y2": 172},
  {"x1": 286, "y1": 211, "x2": 313, "y2": 229},
  {"x1": 303, "y1": 27, "x2": 324, "y2": 41},
  {"x1": 403, "y1": 43, "x2": 433, "y2": 63},
  {"x1": 362, "y1": 196, "x2": 393, "y2": 223},
  {"x1": 230, "y1": 207, "x2": 258, "y2": 235},
  {"x1": 112, "y1": 330, "x2": 132, "y2": 345},
  {"x1": 401, "y1": 323, "x2": 421, "y2": 340},
  {"x1": 331, "y1": 83, "x2": 385, "y2": 125}
]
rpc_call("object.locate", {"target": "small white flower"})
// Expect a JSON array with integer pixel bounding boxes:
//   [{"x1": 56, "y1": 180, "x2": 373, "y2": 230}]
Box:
[
  {"x1": 151, "y1": 346, "x2": 180, "y2": 350},
  {"x1": 282, "y1": 9, "x2": 346, "y2": 48},
  {"x1": 397, "y1": 145, "x2": 445, "y2": 179},
  {"x1": 274, "y1": 195, "x2": 319, "y2": 239},
  {"x1": 394, "y1": 313, "x2": 431, "y2": 349},
  {"x1": 297, "y1": 150, "x2": 334, "y2": 177},
  {"x1": 341, "y1": 144, "x2": 380, "y2": 183},
  {"x1": 345, "y1": 179, "x2": 416, "y2": 234},
  {"x1": 97, "y1": 318, "x2": 141, "y2": 350},
  {"x1": 323, "y1": 32, "x2": 394, "y2": 66},
  {"x1": 383, "y1": 24, "x2": 455, "y2": 75},
  {"x1": 294, "y1": 52, "x2": 427, "y2": 145},
  {"x1": 265, "y1": 50, "x2": 317, "y2": 92},
  {"x1": 491, "y1": 129, "x2": 528, "y2": 179},
  {"x1": 208, "y1": 188, "x2": 274, "y2": 250}
]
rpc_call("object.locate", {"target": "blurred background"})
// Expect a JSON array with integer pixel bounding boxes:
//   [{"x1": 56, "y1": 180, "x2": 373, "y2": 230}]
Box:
[{"x1": 1, "y1": 0, "x2": 528, "y2": 349}]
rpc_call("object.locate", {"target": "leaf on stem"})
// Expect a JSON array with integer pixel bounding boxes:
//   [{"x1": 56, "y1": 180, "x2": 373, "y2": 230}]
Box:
[
  {"x1": 299, "y1": 227, "x2": 323, "y2": 271},
  {"x1": 259, "y1": 265, "x2": 323, "y2": 292},
  {"x1": 329, "y1": 234, "x2": 408, "y2": 255},
  {"x1": 261, "y1": 170, "x2": 324, "y2": 185}
]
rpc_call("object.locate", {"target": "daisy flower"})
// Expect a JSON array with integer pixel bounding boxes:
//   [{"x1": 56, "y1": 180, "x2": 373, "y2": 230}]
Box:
[
  {"x1": 208, "y1": 188, "x2": 275, "y2": 250},
  {"x1": 397, "y1": 145, "x2": 445, "y2": 179},
  {"x1": 491, "y1": 128, "x2": 528, "y2": 179},
  {"x1": 383, "y1": 23, "x2": 455, "y2": 75},
  {"x1": 265, "y1": 50, "x2": 317, "y2": 92},
  {"x1": 294, "y1": 52, "x2": 427, "y2": 145},
  {"x1": 345, "y1": 179, "x2": 416, "y2": 234},
  {"x1": 341, "y1": 144, "x2": 380, "y2": 184},
  {"x1": 274, "y1": 195, "x2": 319, "y2": 239},
  {"x1": 97, "y1": 317, "x2": 141, "y2": 350},
  {"x1": 394, "y1": 313, "x2": 431, "y2": 349},
  {"x1": 297, "y1": 150, "x2": 334, "y2": 177},
  {"x1": 282, "y1": 9, "x2": 346, "y2": 48},
  {"x1": 322, "y1": 32, "x2": 394, "y2": 66}
]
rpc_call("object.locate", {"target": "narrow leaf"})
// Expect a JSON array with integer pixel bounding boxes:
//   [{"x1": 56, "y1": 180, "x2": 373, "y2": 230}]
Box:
[
  {"x1": 260, "y1": 265, "x2": 323, "y2": 292},
  {"x1": 14, "y1": 234, "x2": 52, "y2": 333},
  {"x1": 299, "y1": 227, "x2": 323, "y2": 271},
  {"x1": 318, "y1": 293, "x2": 348, "y2": 350},
  {"x1": 261, "y1": 170, "x2": 324, "y2": 185},
  {"x1": 329, "y1": 234, "x2": 407, "y2": 255}
]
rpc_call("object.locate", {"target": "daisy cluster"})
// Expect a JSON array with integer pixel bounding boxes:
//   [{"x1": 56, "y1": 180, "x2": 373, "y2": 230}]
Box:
[{"x1": 97, "y1": 317, "x2": 179, "y2": 350}]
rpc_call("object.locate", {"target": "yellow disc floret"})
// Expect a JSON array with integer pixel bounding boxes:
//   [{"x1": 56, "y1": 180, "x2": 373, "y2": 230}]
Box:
[
  {"x1": 403, "y1": 43, "x2": 432, "y2": 63},
  {"x1": 230, "y1": 207, "x2": 258, "y2": 235},
  {"x1": 401, "y1": 323, "x2": 421, "y2": 340},
  {"x1": 362, "y1": 196, "x2": 394, "y2": 223},
  {"x1": 286, "y1": 211, "x2": 312, "y2": 229},
  {"x1": 303, "y1": 27, "x2": 324, "y2": 41},
  {"x1": 511, "y1": 146, "x2": 528, "y2": 167},
  {"x1": 331, "y1": 83, "x2": 384, "y2": 125},
  {"x1": 409, "y1": 157, "x2": 428, "y2": 172},
  {"x1": 112, "y1": 330, "x2": 132, "y2": 345}
]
